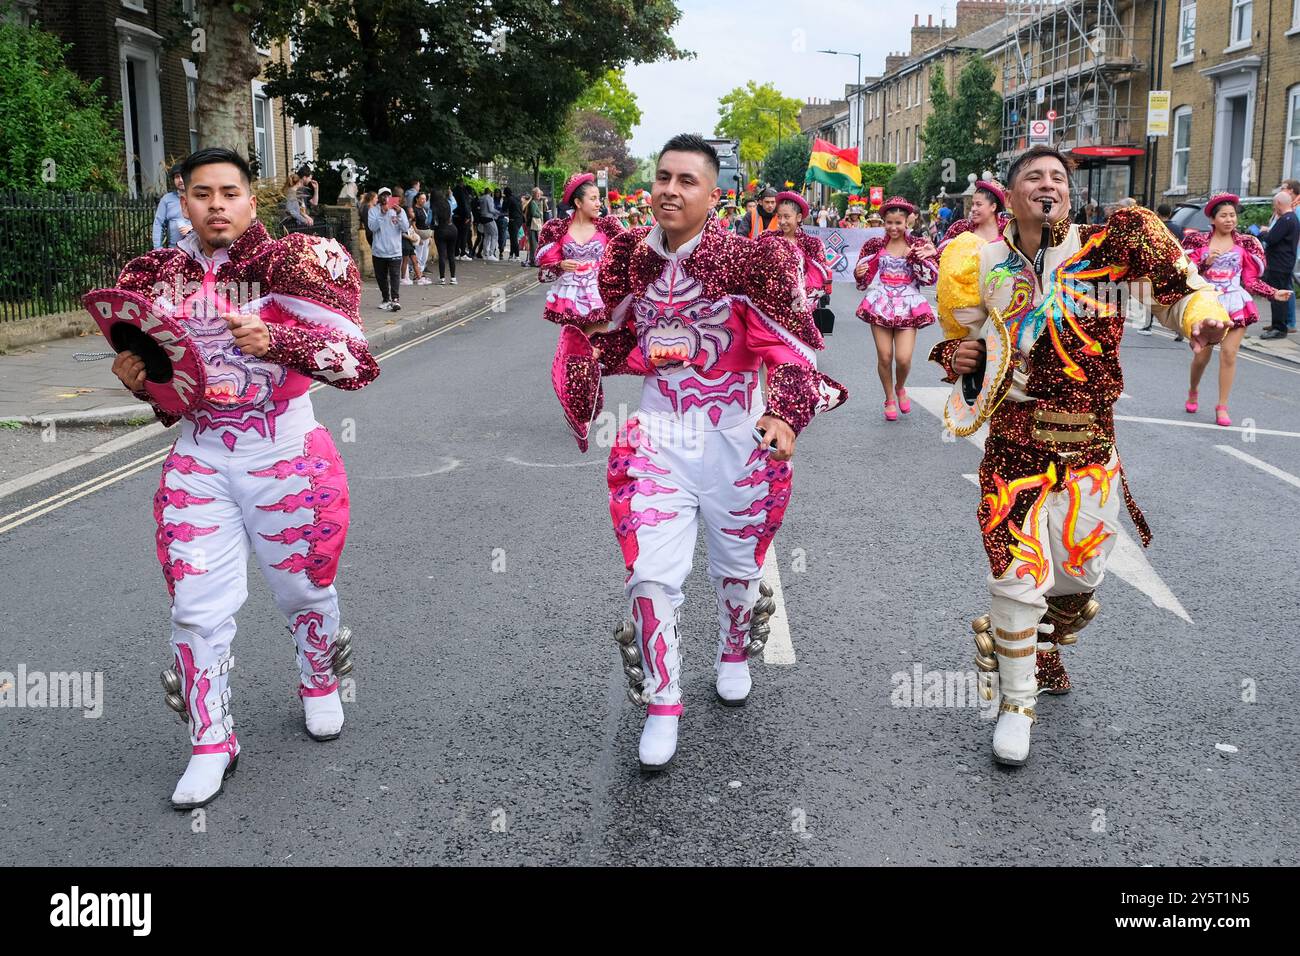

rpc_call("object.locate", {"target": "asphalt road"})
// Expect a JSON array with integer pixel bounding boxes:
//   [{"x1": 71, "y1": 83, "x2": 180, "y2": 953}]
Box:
[{"x1": 2, "y1": 282, "x2": 1297, "y2": 866}]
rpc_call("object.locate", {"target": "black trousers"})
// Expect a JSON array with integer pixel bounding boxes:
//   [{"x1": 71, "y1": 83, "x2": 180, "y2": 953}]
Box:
[
  {"x1": 455, "y1": 219, "x2": 471, "y2": 256},
  {"x1": 507, "y1": 218, "x2": 521, "y2": 258},
  {"x1": 1264, "y1": 268, "x2": 1291, "y2": 330},
  {"x1": 373, "y1": 256, "x2": 401, "y2": 302},
  {"x1": 434, "y1": 227, "x2": 458, "y2": 279}
]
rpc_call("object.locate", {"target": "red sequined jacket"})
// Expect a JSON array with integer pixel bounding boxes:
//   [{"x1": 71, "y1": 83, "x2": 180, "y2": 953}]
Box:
[
  {"x1": 1180, "y1": 229, "x2": 1277, "y2": 297},
  {"x1": 590, "y1": 217, "x2": 847, "y2": 434},
  {"x1": 536, "y1": 214, "x2": 624, "y2": 288},
  {"x1": 928, "y1": 207, "x2": 1225, "y2": 469},
  {"x1": 854, "y1": 235, "x2": 939, "y2": 290},
  {"x1": 115, "y1": 221, "x2": 378, "y2": 426}
]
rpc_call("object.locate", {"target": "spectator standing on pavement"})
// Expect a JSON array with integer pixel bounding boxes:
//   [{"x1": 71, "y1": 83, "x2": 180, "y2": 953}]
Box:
[
  {"x1": 358, "y1": 191, "x2": 376, "y2": 248},
  {"x1": 494, "y1": 188, "x2": 510, "y2": 261},
  {"x1": 431, "y1": 188, "x2": 460, "y2": 285},
  {"x1": 523, "y1": 187, "x2": 547, "y2": 267},
  {"x1": 478, "y1": 187, "x2": 500, "y2": 260},
  {"x1": 1257, "y1": 190, "x2": 1298, "y2": 340},
  {"x1": 282, "y1": 171, "x2": 315, "y2": 233},
  {"x1": 405, "y1": 193, "x2": 433, "y2": 285},
  {"x1": 504, "y1": 186, "x2": 524, "y2": 262},
  {"x1": 453, "y1": 182, "x2": 474, "y2": 259},
  {"x1": 151, "y1": 165, "x2": 192, "y2": 248},
  {"x1": 367, "y1": 186, "x2": 409, "y2": 311}
]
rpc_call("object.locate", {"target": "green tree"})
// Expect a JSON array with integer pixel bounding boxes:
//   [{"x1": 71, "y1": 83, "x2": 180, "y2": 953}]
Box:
[
  {"x1": 0, "y1": 16, "x2": 123, "y2": 190},
  {"x1": 258, "y1": 0, "x2": 684, "y2": 187},
  {"x1": 916, "y1": 54, "x2": 1002, "y2": 202},
  {"x1": 715, "y1": 81, "x2": 803, "y2": 176},
  {"x1": 575, "y1": 69, "x2": 641, "y2": 140},
  {"x1": 860, "y1": 162, "x2": 896, "y2": 191},
  {"x1": 761, "y1": 135, "x2": 811, "y2": 191},
  {"x1": 886, "y1": 164, "x2": 921, "y2": 202}
]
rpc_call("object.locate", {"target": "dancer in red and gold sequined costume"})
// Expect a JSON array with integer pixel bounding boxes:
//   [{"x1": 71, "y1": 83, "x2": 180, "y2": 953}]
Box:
[
  {"x1": 929, "y1": 147, "x2": 1230, "y2": 765},
  {"x1": 110, "y1": 149, "x2": 378, "y2": 808}
]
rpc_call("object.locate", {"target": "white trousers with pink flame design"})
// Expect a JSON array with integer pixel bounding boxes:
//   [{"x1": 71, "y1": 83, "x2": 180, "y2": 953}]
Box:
[
  {"x1": 155, "y1": 424, "x2": 351, "y2": 701},
  {"x1": 609, "y1": 412, "x2": 791, "y2": 714}
]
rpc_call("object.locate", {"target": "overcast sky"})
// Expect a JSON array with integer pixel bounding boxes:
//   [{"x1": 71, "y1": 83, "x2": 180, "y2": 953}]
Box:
[{"x1": 624, "y1": 0, "x2": 944, "y2": 156}]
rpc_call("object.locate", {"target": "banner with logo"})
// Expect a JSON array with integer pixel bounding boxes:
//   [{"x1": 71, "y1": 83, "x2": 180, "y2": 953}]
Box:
[{"x1": 804, "y1": 226, "x2": 885, "y2": 285}]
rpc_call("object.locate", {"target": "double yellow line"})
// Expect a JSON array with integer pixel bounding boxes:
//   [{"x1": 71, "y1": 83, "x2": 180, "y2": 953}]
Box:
[{"x1": 0, "y1": 285, "x2": 534, "y2": 538}]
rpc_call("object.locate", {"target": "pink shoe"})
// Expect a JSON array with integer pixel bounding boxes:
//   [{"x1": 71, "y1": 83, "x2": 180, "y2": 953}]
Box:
[
  {"x1": 1215, "y1": 405, "x2": 1231, "y2": 427},
  {"x1": 1185, "y1": 389, "x2": 1198, "y2": 414},
  {"x1": 895, "y1": 387, "x2": 911, "y2": 414},
  {"x1": 883, "y1": 400, "x2": 899, "y2": 422}
]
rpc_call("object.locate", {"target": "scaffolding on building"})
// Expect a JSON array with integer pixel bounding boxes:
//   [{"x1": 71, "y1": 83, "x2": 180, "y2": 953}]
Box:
[{"x1": 999, "y1": 0, "x2": 1144, "y2": 164}]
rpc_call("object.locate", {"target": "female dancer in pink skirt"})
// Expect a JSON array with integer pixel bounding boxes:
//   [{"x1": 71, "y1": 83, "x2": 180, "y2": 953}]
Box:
[
  {"x1": 537, "y1": 172, "x2": 624, "y2": 333},
  {"x1": 854, "y1": 196, "x2": 938, "y2": 420},
  {"x1": 1182, "y1": 193, "x2": 1291, "y2": 426}
]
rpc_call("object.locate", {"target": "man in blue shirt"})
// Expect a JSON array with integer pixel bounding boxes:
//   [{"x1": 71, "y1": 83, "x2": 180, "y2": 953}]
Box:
[{"x1": 151, "y1": 165, "x2": 192, "y2": 249}]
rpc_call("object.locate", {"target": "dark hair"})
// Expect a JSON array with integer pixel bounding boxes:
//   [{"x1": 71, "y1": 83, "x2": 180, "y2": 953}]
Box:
[
  {"x1": 657, "y1": 133, "x2": 720, "y2": 176},
  {"x1": 179, "y1": 147, "x2": 253, "y2": 188},
  {"x1": 570, "y1": 181, "x2": 598, "y2": 206},
  {"x1": 1156, "y1": 203, "x2": 1172, "y2": 217},
  {"x1": 1006, "y1": 145, "x2": 1076, "y2": 188},
  {"x1": 1208, "y1": 198, "x2": 1241, "y2": 217},
  {"x1": 297, "y1": 164, "x2": 312, "y2": 177},
  {"x1": 1283, "y1": 179, "x2": 1300, "y2": 195},
  {"x1": 974, "y1": 186, "x2": 1004, "y2": 213},
  {"x1": 776, "y1": 198, "x2": 803, "y2": 215}
]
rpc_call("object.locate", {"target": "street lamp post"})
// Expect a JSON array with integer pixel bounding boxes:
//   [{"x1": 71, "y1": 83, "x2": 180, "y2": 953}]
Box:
[
  {"x1": 818, "y1": 48, "x2": 863, "y2": 158},
  {"x1": 757, "y1": 106, "x2": 786, "y2": 149}
]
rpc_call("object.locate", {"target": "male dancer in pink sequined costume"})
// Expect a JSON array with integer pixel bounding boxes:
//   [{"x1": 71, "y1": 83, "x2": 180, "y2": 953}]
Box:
[
  {"x1": 111, "y1": 149, "x2": 379, "y2": 808},
  {"x1": 586, "y1": 135, "x2": 847, "y2": 769}
]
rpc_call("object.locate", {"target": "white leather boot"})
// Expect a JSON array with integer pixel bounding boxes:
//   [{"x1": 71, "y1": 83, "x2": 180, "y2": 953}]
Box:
[
  {"x1": 712, "y1": 577, "x2": 775, "y2": 706},
  {"x1": 292, "y1": 616, "x2": 352, "y2": 741},
  {"x1": 991, "y1": 623, "x2": 1038, "y2": 766},
  {"x1": 163, "y1": 628, "x2": 239, "y2": 810},
  {"x1": 630, "y1": 584, "x2": 682, "y2": 771}
]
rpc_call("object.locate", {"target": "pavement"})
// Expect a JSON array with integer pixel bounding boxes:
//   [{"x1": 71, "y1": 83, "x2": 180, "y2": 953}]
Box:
[
  {"x1": 0, "y1": 256, "x2": 538, "y2": 426},
  {"x1": 1, "y1": 281, "x2": 1297, "y2": 866}
]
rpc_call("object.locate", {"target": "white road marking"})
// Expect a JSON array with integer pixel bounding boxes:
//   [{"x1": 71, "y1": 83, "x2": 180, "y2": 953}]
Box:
[
  {"x1": 0, "y1": 422, "x2": 167, "y2": 501},
  {"x1": 502, "y1": 456, "x2": 601, "y2": 468},
  {"x1": 1215, "y1": 444, "x2": 1300, "y2": 490},
  {"x1": 760, "y1": 547, "x2": 795, "y2": 665},
  {"x1": 1141, "y1": 323, "x2": 1300, "y2": 375},
  {"x1": 0, "y1": 288, "x2": 535, "y2": 530},
  {"x1": 1114, "y1": 414, "x2": 1300, "y2": 439},
  {"x1": 350, "y1": 458, "x2": 462, "y2": 479},
  {"x1": 913, "y1": 387, "x2": 1193, "y2": 624}
]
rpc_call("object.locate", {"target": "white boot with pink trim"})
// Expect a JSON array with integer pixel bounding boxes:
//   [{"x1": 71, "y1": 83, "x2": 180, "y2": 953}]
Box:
[
  {"x1": 291, "y1": 615, "x2": 352, "y2": 742},
  {"x1": 628, "y1": 584, "x2": 682, "y2": 771},
  {"x1": 163, "y1": 628, "x2": 239, "y2": 810}
]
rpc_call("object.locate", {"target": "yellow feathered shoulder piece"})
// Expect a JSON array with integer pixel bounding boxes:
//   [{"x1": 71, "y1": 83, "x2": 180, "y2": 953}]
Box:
[{"x1": 937, "y1": 230, "x2": 986, "y2": 340}]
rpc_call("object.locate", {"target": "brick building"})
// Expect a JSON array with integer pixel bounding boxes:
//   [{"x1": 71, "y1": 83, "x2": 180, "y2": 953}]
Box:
[
  {"x1": 1153, "y1": 0, "x2": 1300, "y2": 201},
  {"x1": 13, "y1": 0, "x2": 317, "y2": 197},
  {"x1": 990, "y1": 0, "x2": 1151, "y2": 211},
  {"x1": 859, "y1": 1, "x2": 1010, "y2": 178}
]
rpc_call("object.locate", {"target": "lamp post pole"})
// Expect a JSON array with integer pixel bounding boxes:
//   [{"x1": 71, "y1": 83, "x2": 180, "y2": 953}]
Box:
[{"x1": 819, "y1": 49, "x2": 863, "y2": 157}]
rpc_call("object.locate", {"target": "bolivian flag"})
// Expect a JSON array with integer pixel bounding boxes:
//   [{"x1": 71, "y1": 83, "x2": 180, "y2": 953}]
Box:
[{"x1": 806, "y1": 138, "x2": 862, "y2": 193}]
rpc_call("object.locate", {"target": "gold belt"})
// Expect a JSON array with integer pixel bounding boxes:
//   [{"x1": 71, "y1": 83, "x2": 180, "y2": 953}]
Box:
[{"x1": 1031, "y1": 407, "x2": 1098, "y2": 444}]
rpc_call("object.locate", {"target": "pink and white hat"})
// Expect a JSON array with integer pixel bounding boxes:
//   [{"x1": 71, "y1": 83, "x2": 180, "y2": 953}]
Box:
[
  {"x1": 562, "y1": 173, "x2": 596, "y2": 207},
  {"x1": 974, "y1": 179, "x2": 1007, "y2": 210},
  {"x1": 774, "y1": 191, "x2": 809, "y2": 217},
  {"x1": 1204, "y1": 192, "x2": 1240, "y2": 217},
  {"x1": 879, "y1": 196, "x2": 916, "y2": 217}
]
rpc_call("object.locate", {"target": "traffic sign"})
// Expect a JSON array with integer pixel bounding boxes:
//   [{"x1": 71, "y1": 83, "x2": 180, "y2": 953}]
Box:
[
  {"x1": 596, "y1": 168, "x2": 608, "y2": 187},
  {"x1": 1046, "y1": 109, "x2": 1058, "y2": 121},
  {"x1": 1029, "y1": 119, "x2": 1052, "y2": 145}
]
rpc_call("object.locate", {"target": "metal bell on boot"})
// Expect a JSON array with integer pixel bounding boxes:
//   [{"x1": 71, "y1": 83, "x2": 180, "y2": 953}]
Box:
[
  {"x1": 614, "y1": 621, "x2": 650, "y2": 704},
  {"x1": 331, "y1": 626, "x2": 354, "y2": 675},
  {"x1": 160, "y1": 668, "x2": 188, "y2": 721}
]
